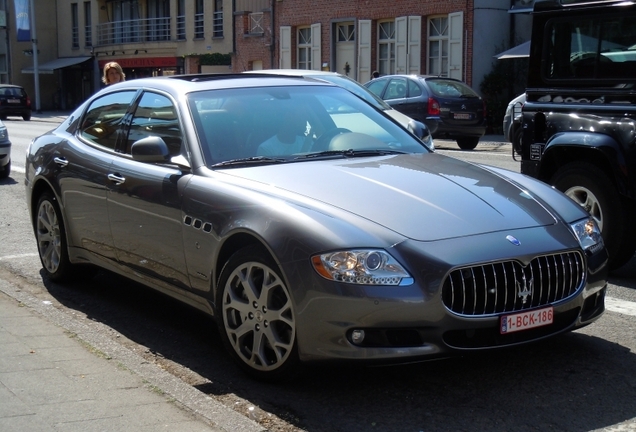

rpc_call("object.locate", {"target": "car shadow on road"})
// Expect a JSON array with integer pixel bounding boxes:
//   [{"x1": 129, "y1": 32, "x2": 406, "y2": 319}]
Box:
[{"x1": 41, "y1": 268, "x2": 636, "y2": 432}]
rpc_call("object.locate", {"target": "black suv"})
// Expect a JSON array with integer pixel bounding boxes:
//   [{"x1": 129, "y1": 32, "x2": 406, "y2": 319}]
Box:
[{"x1": 520, "y1": 0, "x2": 636, "y2": 270}]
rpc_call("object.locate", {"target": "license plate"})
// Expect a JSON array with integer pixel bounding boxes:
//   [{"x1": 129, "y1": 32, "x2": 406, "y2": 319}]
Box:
[
  {"x1": 453, "y1": 113, "x2": 471, "y2": 120},
  {"x1": 500, "y1": 307, "x2": 553, "y2": 334},
  {"x1": 7, "y1": 99, "x2": 19, "y2": 103}
]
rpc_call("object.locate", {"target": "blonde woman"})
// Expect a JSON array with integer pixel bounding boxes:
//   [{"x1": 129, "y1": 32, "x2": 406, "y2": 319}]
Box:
[{"x1": 102, "y1": 62, "x2": 126, "y2": 85}]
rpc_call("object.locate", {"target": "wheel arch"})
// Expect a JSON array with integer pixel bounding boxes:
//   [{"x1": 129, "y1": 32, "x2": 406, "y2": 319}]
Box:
[
  {"x1": 29, "y1": 178, "x2": 59, "y2": 226},
  {"x1": 212, "y1": 232, "x2": 276, "y2": 305},
  {"x1": 539, "y1": 132, "x2": 634, "y2": 199}
]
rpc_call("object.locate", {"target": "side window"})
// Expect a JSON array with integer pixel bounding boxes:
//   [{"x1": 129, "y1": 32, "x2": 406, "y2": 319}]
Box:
[
  {"x1": 545, "y1": 14, "x2": 636, "y2": 82},
  {"x1": 80, "y1": 91, "x2": 136, "y2": 150},
  {"x1": 408, "y1": 79, "x2": 422, "y2": 97},
  {"x1": 366, "y1": 79, "x2": 386, "y2": 97},
  {"x1": 385, "y1": 78, "x2": 407, "y2": 99},
  {"x1": 126, "y1": 92, "x2": 182, "y2": 156}
]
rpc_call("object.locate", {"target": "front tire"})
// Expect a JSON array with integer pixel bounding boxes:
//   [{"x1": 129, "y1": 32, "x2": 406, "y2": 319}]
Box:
[
  {"x1": 0, "y1": 159, "x2": 9, "y2": 179},
  {"x1": 216, "y1": 245, "x2": 299, "y2": 381},
  {"x1": 456, "y1": 136, "x2": 479, "y2": 150},
  {"x1": 551, "y1": 162, "x2": 635, "y2": 270}
]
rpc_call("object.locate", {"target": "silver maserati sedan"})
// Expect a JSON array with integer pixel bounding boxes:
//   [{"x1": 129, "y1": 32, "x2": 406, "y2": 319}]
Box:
[{"x1": 25, "y1": 74, "x2": 608, "y2": 381}]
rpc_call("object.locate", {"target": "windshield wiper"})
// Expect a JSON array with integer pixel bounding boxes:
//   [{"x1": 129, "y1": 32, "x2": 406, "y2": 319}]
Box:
[
  {"x1": 295, "y1": 149, "x2": 406, "y2": 160},
  {"x1": 211, "y1": 156, "x2": 287, "y2": 168}
]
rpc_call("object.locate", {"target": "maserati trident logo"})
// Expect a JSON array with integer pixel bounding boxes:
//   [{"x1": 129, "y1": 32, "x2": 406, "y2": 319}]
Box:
[
  {"x1": 506, "y1": 235, "x2": 521, "y2": 246},
  {"x1": 516, "y1": 277, "x2": 534, "y2": 305}
]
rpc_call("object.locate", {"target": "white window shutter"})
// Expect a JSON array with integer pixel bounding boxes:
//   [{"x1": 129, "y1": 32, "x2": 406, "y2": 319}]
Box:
[
  {"x1": 280, "y1": 26, "x2": 291, "y2": 69},
  {"x1": 395, "y1": 16, "x2": 407, "y2": 74},
  {"x1": 357, "y1": 19, "x2": 371, "y2": 82},
  {"x1": 407, "y1": 16, "x2": 421, "y2": 75},
  {"x1": 311, "y1": 23, "x2": 321, "y2": 70},
  {"x1": 448, "y1": 12, "x2": 463, "y2": 80}
]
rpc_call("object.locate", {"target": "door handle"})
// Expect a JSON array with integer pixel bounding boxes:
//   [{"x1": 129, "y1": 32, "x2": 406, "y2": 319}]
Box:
[
  {"x1": 107, "y1": 173, "x2": 126, "y2": 185},
  {"x1": 53, "y1": 157, "x2": 68, "y2": 167}
]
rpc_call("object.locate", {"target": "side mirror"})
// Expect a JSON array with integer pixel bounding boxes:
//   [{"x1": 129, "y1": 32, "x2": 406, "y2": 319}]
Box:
[
  {"x1": 131, "y1": 136, "x2": 170, "y2": 162},
  {"x1": 408, "y1": 120, "x2": 434, "y2": 150}
]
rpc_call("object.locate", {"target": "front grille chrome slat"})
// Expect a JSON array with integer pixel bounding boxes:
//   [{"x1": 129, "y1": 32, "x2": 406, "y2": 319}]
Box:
[{"x1": 442, "y1": 251, "x2": 585, "y2": 317}]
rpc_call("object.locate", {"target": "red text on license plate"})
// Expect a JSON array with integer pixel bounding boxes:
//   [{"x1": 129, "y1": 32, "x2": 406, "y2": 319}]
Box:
[
  {"x1": 500, "y1": 307, "x2": 553, "y2": 334},
  {"x1": 454, "y1": 113, "x2": 471, "y2": 120}
]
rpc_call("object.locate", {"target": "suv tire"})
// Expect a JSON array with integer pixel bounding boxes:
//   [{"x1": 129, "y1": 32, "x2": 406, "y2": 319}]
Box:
[{"x1": 551, "y1": 162, "x2": 635, "y2": 270}]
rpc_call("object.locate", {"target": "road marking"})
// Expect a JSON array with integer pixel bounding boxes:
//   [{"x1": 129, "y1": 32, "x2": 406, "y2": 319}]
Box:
[
  {"x1": 0, "y1": 253, "x2": 39, "y2": 261},
  {"x1": 605, "y1": 297, "x2": 636, "y2": 317}
]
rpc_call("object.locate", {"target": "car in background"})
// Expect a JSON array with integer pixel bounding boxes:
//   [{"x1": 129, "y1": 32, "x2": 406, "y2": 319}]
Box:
[
  {"x1": 25, "y1": 73, "x2": 607, "y2": 381},
  {"x1": 503, "y1": 93, "x2": 525, "y2": 156},
  {"x1": 0, "y1": 119, "x2": 10, "y2": 178},
  {"x1": 365, "y1": 75, "x2": 487, "y2": 150},
  {"x1": 0, "y1": 84, "x2": 32, "y2": 121},
  {"x1": 245, "y1": 69, "x2": 433, "y2": 148}
]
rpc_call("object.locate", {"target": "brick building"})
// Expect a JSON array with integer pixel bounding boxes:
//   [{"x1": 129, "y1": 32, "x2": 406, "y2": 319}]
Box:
[{"x1": 232, "y1": 0, "x2": 532, "y2": 88}]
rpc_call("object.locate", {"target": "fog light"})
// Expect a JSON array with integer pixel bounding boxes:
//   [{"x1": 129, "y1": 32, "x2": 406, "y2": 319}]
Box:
[{"x1": 351, "y1": 329, "x2": 365, "y2": 345}]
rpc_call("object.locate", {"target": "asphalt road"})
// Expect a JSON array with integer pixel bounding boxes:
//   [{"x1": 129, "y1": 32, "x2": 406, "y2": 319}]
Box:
[{"x1": 2, "y1": 121, "x2": 635, "y2": 432}]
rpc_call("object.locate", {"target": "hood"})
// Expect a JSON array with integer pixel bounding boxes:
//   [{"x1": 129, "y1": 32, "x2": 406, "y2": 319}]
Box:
[{"x1": 221, "y1": 153, "x2": 557, "y2": 241}]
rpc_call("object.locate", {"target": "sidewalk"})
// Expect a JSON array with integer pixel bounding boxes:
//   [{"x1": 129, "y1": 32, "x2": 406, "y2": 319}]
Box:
[{"x1": 0, "y1": 279, "x2": 264, "y2": 432}]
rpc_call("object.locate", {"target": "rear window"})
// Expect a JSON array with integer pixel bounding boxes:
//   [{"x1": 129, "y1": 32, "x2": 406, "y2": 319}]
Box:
[
  {"x1": 0, "y1": 87, "x2": 26, "y2": 97},
  {"x1": 543, "y1": 12, "x2": 636, "y2": 82},
  {"x1": 425, "y1": 79, "x2": 479, "y2": 98}
]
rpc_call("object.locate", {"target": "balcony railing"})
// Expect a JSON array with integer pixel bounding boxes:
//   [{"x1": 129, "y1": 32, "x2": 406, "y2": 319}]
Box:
[
  {"x1": 177, "y1": 15, "x2": 186, "y2": 40},
  {"x1": 96, "y1": 17, "x2": 171, "y2": 46}
]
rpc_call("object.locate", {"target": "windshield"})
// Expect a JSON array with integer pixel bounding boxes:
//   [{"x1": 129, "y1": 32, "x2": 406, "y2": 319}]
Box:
[
  {"x1": 188, "y1": 85, "x2": 429, "y2": 167},
  {"x1": 425, "y1": 78, "x2": 480, "y2": 98}
]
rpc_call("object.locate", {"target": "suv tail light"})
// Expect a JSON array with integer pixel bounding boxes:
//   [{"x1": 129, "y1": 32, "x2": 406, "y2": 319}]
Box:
[
  {"x1": 427, "y1": 97, "x2": 440, "y2": 115},
  {"x1": 26, "y1": 96, "x2": 31, "y2": 108}
]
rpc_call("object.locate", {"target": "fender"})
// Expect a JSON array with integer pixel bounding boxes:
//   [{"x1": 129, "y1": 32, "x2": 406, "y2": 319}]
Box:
[{"x1": 539, "y1": 131, "x2": 634, "y2": 198}]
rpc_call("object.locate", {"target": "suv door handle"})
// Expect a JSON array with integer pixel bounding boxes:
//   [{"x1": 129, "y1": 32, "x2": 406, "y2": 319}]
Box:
[{"x1": 107, "y1": 173, "x2": 126, "y2": 185}]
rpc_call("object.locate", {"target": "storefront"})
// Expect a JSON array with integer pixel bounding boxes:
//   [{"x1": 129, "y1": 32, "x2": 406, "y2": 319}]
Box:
[{"x1": 97, "y1": 56, "x2": 183, "y2": 86}]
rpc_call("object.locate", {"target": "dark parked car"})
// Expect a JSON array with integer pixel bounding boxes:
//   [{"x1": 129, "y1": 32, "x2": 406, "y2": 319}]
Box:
[
  {"x1": 0, "y1": 120, "x2": 10, "y2": 178},
  {"x1": 365, "y1": 75, "x2": 487, "y2": 150},
  {"x1": 0, "y1": 84, "x2": 32, "y2": 121},
  {"x1": 26, "y1": 74, "x2": 607, "y2": 381},
  {"x1": 519, "y1": 0, "x2": 636, "y2": 270}
]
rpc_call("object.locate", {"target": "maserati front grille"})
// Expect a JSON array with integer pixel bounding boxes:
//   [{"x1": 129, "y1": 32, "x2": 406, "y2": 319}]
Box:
[{"x1": 442, "y1": 251, "x2": 585, "y2": 316}]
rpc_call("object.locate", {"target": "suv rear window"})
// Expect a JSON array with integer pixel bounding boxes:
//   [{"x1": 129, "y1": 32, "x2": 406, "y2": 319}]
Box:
[{"x1": 543, "y1": 12, "x2": 636, "y2": 82}]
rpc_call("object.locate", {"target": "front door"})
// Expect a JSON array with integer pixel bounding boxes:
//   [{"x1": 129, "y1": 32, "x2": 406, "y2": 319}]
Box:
[{"x1": 336, "y1": 22, "x2": 356, "y2": 78}]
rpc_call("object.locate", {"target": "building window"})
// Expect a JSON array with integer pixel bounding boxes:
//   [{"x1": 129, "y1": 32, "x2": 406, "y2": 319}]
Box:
[
  {"x1": 194, "y1": 0, "x2": 204, "y2": 39},
  {"x1": 177, "y1": 0, "x2": 185, "y2": 40},
  {"x1": 428, "y1": 17, "x2": 449, "y2": 77},
  {"x1": 112, "y1": 0, "x2": 141, "y2": 44},
  {"x1": 72, "y1": 3, "x2": 79, "y2": 48},
  {"x1": 147, "y1": 0, "x2": 170, "y2": 41},
  {"x1": 378, "y1": 21, "x2": 395, "y2": 75},
  {"x1": 337, "y1": 23, "x2": 354, "y2": 42},
  {"x1": 213, "y1": 0, "x2": 223, "y2": 37},
  {"x1": 84, "y1": 2, "x2": 92, "y2": 47},
  {"x1": 249, "y1": 12, "x2": 263, "y2": 34},
  {"x1": 297, "y1": 27, "x2": 312, "y2": 70}
]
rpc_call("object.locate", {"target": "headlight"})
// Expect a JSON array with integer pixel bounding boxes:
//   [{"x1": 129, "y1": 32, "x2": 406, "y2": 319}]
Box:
[
  {"x1": 570, "y1": 217, "x2": 604, "y2": 253},
  {"x1": 0, "y1": 126, "x2": 7, "y2": 140},
  {"x1": 311, "y1": 249, "x2": 413, "y2": 286}
]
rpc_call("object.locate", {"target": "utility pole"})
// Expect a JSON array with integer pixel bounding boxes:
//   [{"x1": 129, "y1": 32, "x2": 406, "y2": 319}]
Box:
[{"x1": 29, "y1": 0, "x2": 40, "y2": 112}]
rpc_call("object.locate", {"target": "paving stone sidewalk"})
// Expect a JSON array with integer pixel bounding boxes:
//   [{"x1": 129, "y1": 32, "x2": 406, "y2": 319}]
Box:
[{"x1": 0, "y1": 282, "x2": 263, "y2": 432}]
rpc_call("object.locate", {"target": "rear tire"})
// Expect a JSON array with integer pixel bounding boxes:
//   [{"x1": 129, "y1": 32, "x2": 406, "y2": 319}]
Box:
[
  {"x1": 456, "y1": 136, "x2": 479, "y2": 150},
  {"x1": 216, "y1": 245, "x2": 300, "y2": 381},
  {"x1": 23, "y1": 114, "x2": 31, "y2": 121},
  {"x1": 35, "y1": 192, "x2": 97, "y2": 282},
  {"x1": 551, "y1": 162, "x2": 635, "y2": 270}
]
